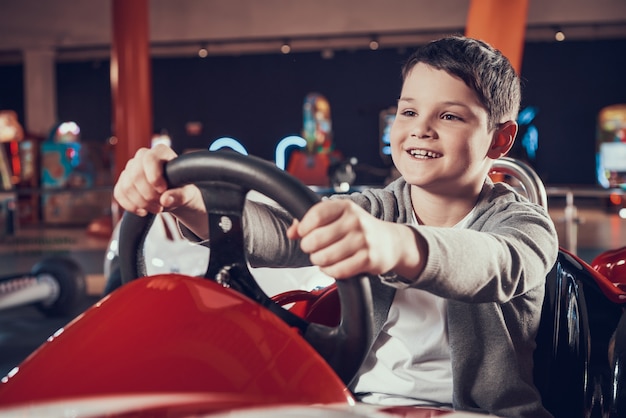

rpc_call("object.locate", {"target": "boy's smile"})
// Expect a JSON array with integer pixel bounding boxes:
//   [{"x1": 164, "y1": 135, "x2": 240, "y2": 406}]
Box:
[
  {"x1": 407, "y1": 148, "x2": 443, "y2": 159},
  {"x1": 390, "y1": 63, "x2": 496, "y2": 197}
]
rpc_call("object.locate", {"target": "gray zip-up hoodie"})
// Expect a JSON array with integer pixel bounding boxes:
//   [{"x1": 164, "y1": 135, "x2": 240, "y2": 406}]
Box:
[{"x1": 239, "y1": 176, "x2": 558, "y2": 417}]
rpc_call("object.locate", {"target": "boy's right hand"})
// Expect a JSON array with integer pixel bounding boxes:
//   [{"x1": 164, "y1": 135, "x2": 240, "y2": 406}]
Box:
[
  {"x1": 113, "y1": 144, "x2": 202, "y2": 218},
  {"x1": 287, "y1": 199, "x2": 425, "y2": 281}
]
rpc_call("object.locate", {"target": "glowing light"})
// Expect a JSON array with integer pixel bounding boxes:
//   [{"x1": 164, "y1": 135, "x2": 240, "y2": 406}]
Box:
[
  {"x1": 522, "y1": 125, "x2": 539, "y2": 159},
  {"x1": 208, "y1": 137, "x2": 248, "y2": 155},
  {"x1": 518, "y1": 107, "x2": 539, "y2": 160},
  {"x1": 58, "y1": 121, "x2": 80, "y2": 136},
  {"x1": 597, "y1": 153, "x2": 610, "y2": 188},
  {"x1": 321, "y1": 48, "x2": 334, "y2": 59},
  {"x1": 369, "y1": 36, "x2": 379, "y2": 50},
  {"x1": 275, "y1": 136, "x2": 306, "y2": 170},
  {"x1": 610, "y1": 192, "x2": 623, "y2": 206},
  {"x1": 619, "y1": 208, "x2": 626, "y2": 219},
  {"x1": 337, "y1": 182, "x2": 350, "y2": 192},
  {"x1": 518, "y1": 106, "x2": 537, "y2": 125},
  {"x1": 555, "y1": 31, "x2": 566, "y2": 42}
]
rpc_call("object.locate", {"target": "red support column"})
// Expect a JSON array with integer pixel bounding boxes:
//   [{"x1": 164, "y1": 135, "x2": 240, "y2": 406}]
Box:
[
  {"x1": 110, "y1": 0, "x2": 152, "y2": 182},
  {"x1": 465, "y1": 0, "x2": 529, "y2": 74}
]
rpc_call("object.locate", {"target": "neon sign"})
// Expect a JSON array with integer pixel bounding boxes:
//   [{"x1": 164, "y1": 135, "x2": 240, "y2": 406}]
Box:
[{"x1": 208, "y1": 135, "x2": 307, "y2": 170}]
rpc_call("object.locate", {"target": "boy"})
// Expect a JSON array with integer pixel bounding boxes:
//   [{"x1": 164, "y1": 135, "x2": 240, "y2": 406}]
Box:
[{"x1": 113, "y1": 36, "x2": 558, "y2": 417}]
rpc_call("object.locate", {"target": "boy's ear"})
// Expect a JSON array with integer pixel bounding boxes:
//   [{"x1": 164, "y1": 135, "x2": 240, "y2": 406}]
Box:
[{"x1": 487, "y1": 120, "x2": 518, "y2": 159}]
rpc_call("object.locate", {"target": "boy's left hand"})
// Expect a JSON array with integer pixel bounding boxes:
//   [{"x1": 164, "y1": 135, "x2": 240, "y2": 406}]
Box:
[{"x1": 286, "y1": 200, "x2": 423, "y2": 280}]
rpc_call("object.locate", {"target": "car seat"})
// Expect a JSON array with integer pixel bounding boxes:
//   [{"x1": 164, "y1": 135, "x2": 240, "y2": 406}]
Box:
[
  {"x1": 534, "y1": 246, "x2": 626, "y2": 418},
  {"x1": 490, "y1": 158, "x2": 626, "y2": 418}
]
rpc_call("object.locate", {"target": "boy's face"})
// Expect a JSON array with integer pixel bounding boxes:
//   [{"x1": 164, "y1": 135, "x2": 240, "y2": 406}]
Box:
[{"x1": 390, "y1": 63, "x2": 505, "y2": 197}]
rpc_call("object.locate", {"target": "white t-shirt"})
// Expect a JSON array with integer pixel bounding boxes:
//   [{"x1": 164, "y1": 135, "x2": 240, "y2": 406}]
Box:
[{"x1": 352, "y1": 210, "x2": 474, "y2": 406}]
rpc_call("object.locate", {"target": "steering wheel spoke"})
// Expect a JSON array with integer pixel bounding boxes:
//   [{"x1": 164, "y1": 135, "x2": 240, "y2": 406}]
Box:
[{"x1": 198, "y1": 182, "x2": 248, "y2": 278}]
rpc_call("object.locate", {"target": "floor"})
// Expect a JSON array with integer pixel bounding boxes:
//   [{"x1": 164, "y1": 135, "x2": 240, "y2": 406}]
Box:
[
  {"x1": 0, "y1": 199, "x2": 625, "y2": 380},
  {"x1": 0, "y1": 226, "x2": 108, "y2": 378}
]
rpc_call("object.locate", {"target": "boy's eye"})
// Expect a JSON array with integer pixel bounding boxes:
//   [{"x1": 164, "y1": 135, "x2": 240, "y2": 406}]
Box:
[
  {"x1": 442, "y1": 113, "x2": 462, "y2": 121},
  {"x1": 400, "y1": 110, "x2": 417, "y2": 117}
]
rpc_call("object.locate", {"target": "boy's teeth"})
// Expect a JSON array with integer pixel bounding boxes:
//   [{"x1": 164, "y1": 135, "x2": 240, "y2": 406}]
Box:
[{"x1": 409, "y1": 149, "x2": 442, "y2": 158}]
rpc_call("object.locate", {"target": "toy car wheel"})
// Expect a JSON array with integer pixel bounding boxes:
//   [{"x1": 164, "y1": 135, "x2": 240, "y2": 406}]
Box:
[{"x1": 32, "y1": 256, "x2": 86, "y2": 317}]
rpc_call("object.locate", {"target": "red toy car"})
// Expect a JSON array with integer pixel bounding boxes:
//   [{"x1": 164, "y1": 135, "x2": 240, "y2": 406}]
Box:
[{"x1": 0, "y1": 151, "x2": 624, "y2": 418}]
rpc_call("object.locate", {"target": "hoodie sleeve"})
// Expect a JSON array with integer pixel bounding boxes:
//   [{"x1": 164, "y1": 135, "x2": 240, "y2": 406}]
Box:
[{"x1": 408, "y1": 183, "x2": 559, "y2": 303}]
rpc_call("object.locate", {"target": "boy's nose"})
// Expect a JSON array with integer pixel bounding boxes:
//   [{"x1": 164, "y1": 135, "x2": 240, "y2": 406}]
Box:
[{"x1": 410, "y1": 120, "x2": 434, "y2": 139}]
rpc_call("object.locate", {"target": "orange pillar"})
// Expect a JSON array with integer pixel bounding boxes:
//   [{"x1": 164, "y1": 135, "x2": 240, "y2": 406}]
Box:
[
  {"x1": 111, "y1": 0, "x2": 152, "y2": 182},
  {"x1": 465, "y1": 0, "x2": 529, "y2": 73}
]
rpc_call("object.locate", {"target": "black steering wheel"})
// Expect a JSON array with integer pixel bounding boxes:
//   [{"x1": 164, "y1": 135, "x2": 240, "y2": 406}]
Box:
[{"x1": 118, "y1": 150, "x2": 373, "y2": 385}]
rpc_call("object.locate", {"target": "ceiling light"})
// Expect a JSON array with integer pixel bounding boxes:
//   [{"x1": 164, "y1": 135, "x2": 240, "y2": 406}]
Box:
[
  {"x1": 369, "y1": 36, "x2": 379, "y2": 50},
  {"x1": 554, "y1": 28, "x2": 565, "y2": 42},
  {"x1": 198, "y1": 44, "x2": 208, "y2": 58}
]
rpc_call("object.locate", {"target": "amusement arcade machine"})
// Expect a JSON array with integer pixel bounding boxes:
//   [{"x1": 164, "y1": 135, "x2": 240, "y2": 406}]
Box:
[
  {"x1": 287, "y1": 93, "x2": 343, "y2": 188},
  {"x1": 597, "y1": 104, "x2": 626, "y2": 213},
  {"x1": 0, "y1": 110, "x2": 26, "y2": 235}
]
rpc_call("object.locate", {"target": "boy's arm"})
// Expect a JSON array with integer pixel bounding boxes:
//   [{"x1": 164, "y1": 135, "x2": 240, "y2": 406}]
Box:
[
  {"x1": 411, "y1": 202, "x2": 558, "y2": 303},
  {"x1": 243, "y1": 200, "x2": 312, "y2": 267},
  {"x1": 176, "y1": 198, "x2": 310, "y2": 268},
  {"x1": 338, "y1": 180, "x2": 558, "y2": 303}
]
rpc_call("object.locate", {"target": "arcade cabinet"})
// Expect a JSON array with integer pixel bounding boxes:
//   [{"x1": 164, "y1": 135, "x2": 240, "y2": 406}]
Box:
[
  {"x1": 0, "y1": 110, "x2": 25, "y2": 235},
  {"x1": 287, "y1": 93, "x2": 343, "y2": 187}
]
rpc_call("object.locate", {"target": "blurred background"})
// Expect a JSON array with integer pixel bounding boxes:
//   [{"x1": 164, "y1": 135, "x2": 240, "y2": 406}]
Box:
[
  {"x1": 0, "y1": 0, "x2": 625, "y2": 187},
  {"x1": 0, "y1": 0, "x2": 625, "y2": 378}
]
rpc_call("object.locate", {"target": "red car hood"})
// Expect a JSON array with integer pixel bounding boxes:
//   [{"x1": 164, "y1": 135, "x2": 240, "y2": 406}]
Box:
[{"x1": 0, "y1": 393, "x2": 487, "y2": 417}]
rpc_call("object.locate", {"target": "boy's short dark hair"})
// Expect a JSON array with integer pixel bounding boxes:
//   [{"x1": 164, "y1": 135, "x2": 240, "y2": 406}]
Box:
[{"x1": 402, "y1": 35, "x2": 521, "y2": 130}]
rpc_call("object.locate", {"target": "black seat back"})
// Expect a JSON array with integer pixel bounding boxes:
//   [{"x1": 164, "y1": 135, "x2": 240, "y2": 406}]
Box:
[{"x1": 534, "y1": 250, "x2": 623, "y2": 417}]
